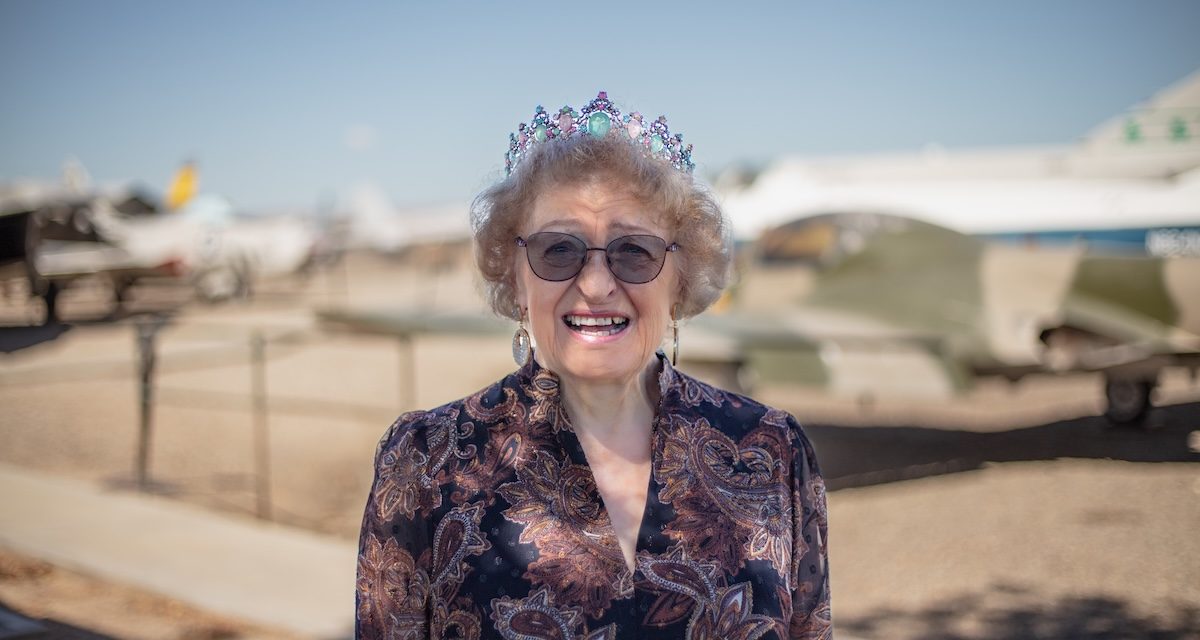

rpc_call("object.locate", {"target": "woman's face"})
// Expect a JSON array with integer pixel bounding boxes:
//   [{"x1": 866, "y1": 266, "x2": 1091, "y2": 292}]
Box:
[{"x1": 515, "y1": 179, "x2": 678, "y2": 385}]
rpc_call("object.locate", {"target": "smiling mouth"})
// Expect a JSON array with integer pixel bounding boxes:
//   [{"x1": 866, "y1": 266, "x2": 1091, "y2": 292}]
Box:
[{"x1": 562, "y1": 314, "x2": 630, "y2": 337}]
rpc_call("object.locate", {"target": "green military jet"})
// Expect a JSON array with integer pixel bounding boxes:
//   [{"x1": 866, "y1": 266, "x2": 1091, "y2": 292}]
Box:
[{"x1": 688, "y1": 212, "x2": 1200, "y2": 425}]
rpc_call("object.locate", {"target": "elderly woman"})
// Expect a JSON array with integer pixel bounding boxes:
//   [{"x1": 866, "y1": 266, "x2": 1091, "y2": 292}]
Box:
[{"x1": 356, "y1": 92, "x2": 831, "y2": 639}]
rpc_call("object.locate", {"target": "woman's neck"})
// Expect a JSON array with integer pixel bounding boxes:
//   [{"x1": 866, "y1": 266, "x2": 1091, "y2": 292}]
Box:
[{"x1": 555, "y1": 357, "x2": 661, "y2": 446}]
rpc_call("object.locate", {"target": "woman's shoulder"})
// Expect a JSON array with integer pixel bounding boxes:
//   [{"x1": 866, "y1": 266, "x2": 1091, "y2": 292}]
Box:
[
  {"x1": 667, "y1": 367, "x2": 804, "y2": 428},
  {"x1": 374, "y1": 370, "x2": 520, "y2": 457},
  {"x1": 667, "y1": 368, "x2": 819, "y2": 457}
]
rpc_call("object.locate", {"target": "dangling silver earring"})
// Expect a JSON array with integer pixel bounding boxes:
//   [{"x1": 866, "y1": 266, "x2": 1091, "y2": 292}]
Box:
[
  {"x1": 512, "y1": 307, "x2": 531, "y2": 367},
  {"x1": 670, "y1": 303, "x2": 680, "y2": 366}
]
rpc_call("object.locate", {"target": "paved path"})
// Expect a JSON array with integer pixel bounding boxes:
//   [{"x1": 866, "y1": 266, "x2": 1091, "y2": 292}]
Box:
[
  {"x1": 0, "y1": 463, "x2": 356, "y2": 639},
  {"x1": 0, "y1": 463, "x2": 881, "y2": 639}
]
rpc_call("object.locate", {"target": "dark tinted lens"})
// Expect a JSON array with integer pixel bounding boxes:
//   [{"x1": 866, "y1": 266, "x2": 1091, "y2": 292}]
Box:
[
  {"x1": 526, "y1": 232, "x2": 586, "y2": 281},
  {"x1": 607, "y1": 235, "x2": 667, "y2": 284}
]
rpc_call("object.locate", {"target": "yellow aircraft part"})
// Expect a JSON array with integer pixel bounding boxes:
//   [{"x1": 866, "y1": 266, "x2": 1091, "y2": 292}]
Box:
[{"x1": 166, "y1": 163, "x2": 198, "y2": 210}]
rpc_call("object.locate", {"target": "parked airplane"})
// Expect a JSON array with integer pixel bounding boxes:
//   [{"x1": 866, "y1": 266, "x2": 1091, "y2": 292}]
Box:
[
  {"x1": 1, "y1": 181, "x2": 164, "y2": 322},
  {"x1": 336, "y1": 183, "x2": 470, "y2": 255},
  {"x1": 717, "y1": 69, "x2": 1200, "y2": 255},
  {"x1": 1, "y1": 164, "x2": 322, "y2": 324},
  {"x1": 691, "y1": 212, "x2": 1200, "y2": 425}
]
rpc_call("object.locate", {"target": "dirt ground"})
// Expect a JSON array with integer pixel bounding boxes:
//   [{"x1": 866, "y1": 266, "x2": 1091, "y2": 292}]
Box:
[{"x1": 1, "y1": 252, "x2": 1198, "y2": 639}]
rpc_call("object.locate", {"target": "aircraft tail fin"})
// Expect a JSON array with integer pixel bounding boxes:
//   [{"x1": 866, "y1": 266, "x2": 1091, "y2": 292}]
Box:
[
  {"x1": 166, "y1": 161, "x2": 198, "y2": 210},
  {"x1": 1084, "y1": 69, "x2": 1200, "y2": 150}
]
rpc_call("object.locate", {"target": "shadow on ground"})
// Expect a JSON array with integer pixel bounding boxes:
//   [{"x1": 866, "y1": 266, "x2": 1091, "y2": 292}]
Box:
[
  {"x1": 840, "y1": 583, "x2": 1200, "y2": 640},
  {"x1": 807, "y1": 402, "x2": 1200, "y2": 490},
  {"x1": 0, "y1": 323, "x2": 72, "y2": 353},
  {"x1": 0, "y1": 602, "x2": 117, "y2": 640},
  {"x1": 0, "y1": 281, "x2": 197, "y2": 352}
]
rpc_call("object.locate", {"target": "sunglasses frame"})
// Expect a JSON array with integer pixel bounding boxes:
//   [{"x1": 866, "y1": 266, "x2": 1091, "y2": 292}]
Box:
[{"x1": 516, "y1": 232, "x2": 680, "y2": 284}]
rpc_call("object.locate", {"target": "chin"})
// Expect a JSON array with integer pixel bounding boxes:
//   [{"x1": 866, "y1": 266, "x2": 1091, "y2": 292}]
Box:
[{"x1": 553, "y1": 344, "x2": 653, "y2": 384}]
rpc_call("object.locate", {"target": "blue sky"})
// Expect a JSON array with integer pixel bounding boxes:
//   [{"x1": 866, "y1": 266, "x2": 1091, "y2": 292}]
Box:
[{"x1": 2, "y1": 1, "x2": 1198, "y2": 209}]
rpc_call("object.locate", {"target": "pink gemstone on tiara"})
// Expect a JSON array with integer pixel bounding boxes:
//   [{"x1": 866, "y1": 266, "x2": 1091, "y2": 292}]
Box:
[{"x1": 625, "y1": 112, "x2": 643, "y2": 139}]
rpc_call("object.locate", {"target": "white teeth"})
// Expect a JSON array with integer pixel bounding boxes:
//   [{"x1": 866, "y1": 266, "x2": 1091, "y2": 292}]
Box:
[{"x1": 565, "y1": 315, "x2": 628, "y2": 327}]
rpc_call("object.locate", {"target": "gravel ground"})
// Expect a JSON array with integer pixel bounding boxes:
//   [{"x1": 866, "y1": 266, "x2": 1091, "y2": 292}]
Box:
[
  {"x1": 1, "y1": 253, "x2": 1198, "y2": 639},
  {"x1": 830, "y1": 460, "x2": 1200, "y2": 638}
]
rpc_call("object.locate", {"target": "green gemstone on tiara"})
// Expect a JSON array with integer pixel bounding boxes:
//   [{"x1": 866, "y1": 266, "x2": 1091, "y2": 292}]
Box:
[
  {"x1": 650, "y1": 134, "x2": 664, "y2": 153},
  {"x1": 504, "y1": 91, "x2": 695, "y2": 176},
  {"x1": 586, "y1": 112, "x2": 611, "y2": 137}
]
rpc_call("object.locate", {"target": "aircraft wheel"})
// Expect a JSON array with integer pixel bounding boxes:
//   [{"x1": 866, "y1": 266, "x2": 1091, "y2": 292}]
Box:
[
  {"x1": 1103, "y1": 377, "x2": 1153, "y2": 426},
  {"x1": 195, "y1": 267, "x2": 244, "y2": 302}
]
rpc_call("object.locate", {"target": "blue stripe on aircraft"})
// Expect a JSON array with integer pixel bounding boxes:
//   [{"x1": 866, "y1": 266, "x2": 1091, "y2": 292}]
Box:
[{"x1": 979, "y1": 226, "x2": 1200, "y2": 257}]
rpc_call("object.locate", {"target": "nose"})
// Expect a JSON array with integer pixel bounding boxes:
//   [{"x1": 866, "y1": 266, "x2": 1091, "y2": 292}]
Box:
[{"x1": 574, "y1": 248, "x2": 617, "y2": 301}]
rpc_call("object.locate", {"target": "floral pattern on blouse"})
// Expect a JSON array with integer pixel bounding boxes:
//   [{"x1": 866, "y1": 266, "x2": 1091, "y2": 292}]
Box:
[{"x1": 356, "y1": 353, "x2": 831, "y2": 639}]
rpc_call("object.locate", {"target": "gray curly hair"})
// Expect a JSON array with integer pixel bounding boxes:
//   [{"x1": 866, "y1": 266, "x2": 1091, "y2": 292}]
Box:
[{"x1": 471, "y1": 134, "x2": 731, "y2": 321}]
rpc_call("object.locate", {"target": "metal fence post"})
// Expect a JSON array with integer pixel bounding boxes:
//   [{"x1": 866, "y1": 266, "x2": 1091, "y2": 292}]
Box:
[
  {"x1": 250, "y1": 329, "x2": 273, "y2": 521},
  {"x1": 134, "y1": 318, "x2": 159, "y2": 490},
  {"x1": 397, "y1": 334, "x2": 415, "y2": 412}
]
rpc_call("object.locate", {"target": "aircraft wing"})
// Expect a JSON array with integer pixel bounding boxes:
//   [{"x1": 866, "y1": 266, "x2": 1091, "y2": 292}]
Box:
[
  {"x1": 687, "y1": 309, "x2": 969, "y2": 399},
  {"x1": 1041, "y1": 293, "x2": 1200, "y2": 374},
  {"x1": 1034, "y1": 251, "x2": 1200, "y2": 375},
  {"x1": 690, "y1": 309, "x2": 945, "y2": 350},
  {"x1": 34, "y1": 239, "x2": 155, "y2": 277},
  {"x1": 316, "y1": 307, "x2": 508, "y2": 337}
]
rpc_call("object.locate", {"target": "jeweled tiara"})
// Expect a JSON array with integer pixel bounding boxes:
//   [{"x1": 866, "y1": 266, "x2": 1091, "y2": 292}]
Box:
[{"x1": 504, "y1": 91, "x2": 695, "y2": 176}]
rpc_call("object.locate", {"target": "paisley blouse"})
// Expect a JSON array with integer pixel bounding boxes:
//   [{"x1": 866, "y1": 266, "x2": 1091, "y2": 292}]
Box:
[{"x1": 355, "y1": 353, "x2": 832, "y2": 639}]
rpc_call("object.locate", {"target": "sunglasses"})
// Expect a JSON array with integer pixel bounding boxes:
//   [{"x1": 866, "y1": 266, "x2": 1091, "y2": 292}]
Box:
[{"x1": 516, "y1": 232, "x2": 679, "y2": 284}]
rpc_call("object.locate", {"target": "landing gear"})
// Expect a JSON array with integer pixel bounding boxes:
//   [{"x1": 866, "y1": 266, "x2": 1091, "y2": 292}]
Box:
[
  {"x1": 1103, "y1": 375, "x2": 1155, "y2": 426},
  {"x1": 40, "y1": 280, "x2": 60, "y2": 326},
  {"x1": 22, "y1": 209, "x2": 60, "y2": 326},
  {"x1": 195, "y1": 263, "x2": 250, "y2": 302}
]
